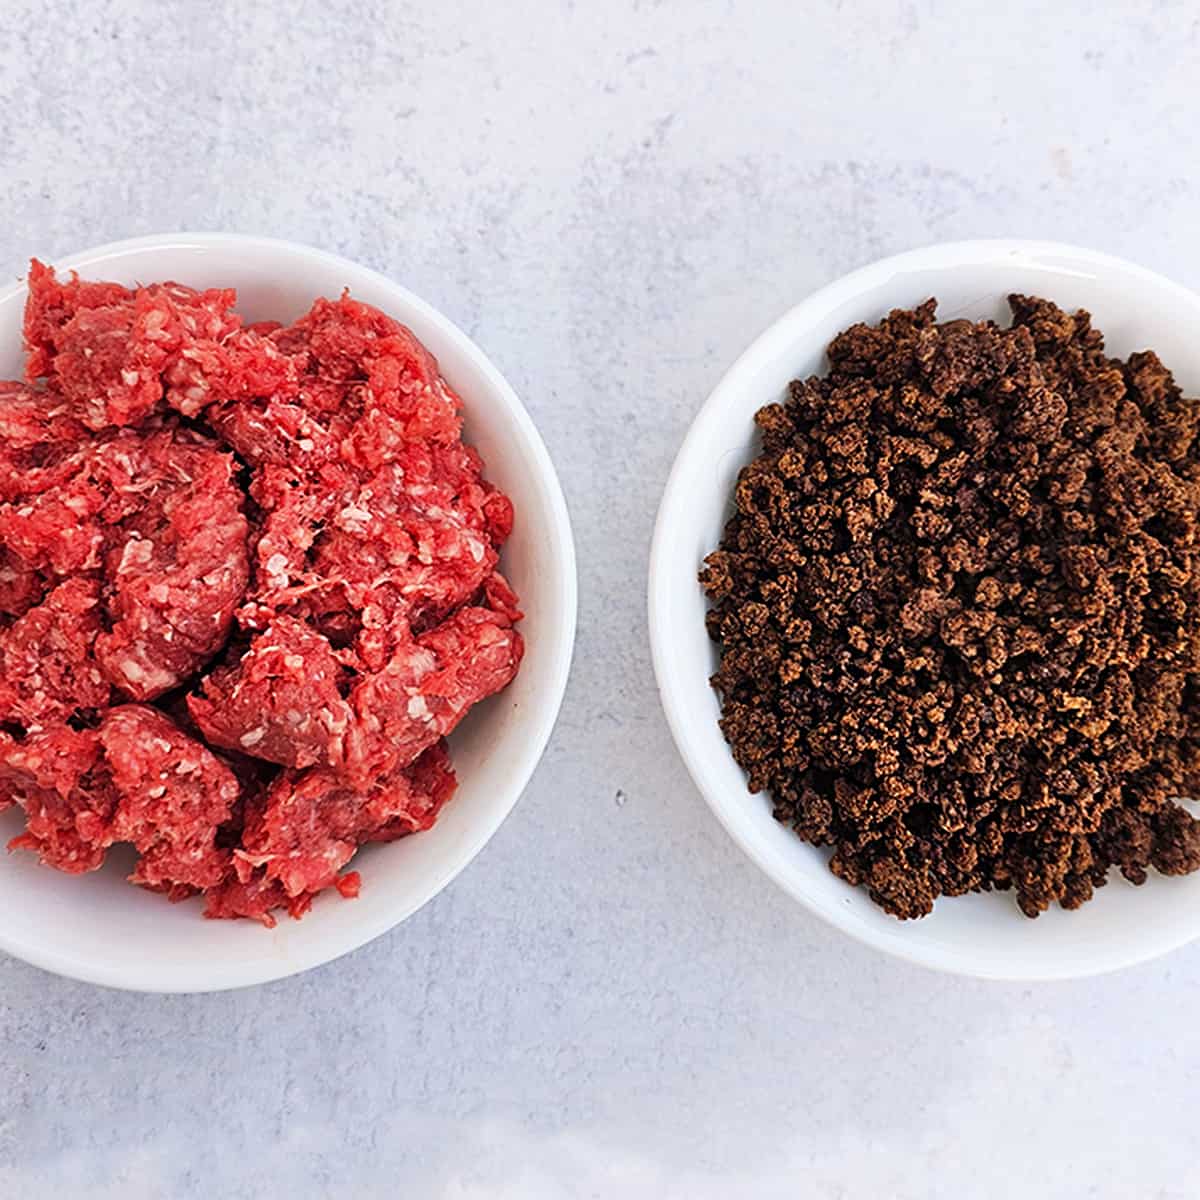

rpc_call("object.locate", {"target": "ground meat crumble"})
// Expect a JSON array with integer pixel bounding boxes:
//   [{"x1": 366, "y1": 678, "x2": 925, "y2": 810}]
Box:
[
  {"x1": 702, "y1": 296, "x2": 1200, "y2": 919},
  {"x1": 0, "y1": 261, "x2": 523, "y2": 926}
]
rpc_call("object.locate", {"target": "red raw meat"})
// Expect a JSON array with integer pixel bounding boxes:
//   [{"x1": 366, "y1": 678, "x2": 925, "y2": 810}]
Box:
[
  {"x1": 0, "y1": 435, "x2": 105, "y2": 579},
  {"x1": 481, "y1": 570, "x2": 524, "y2": 624},
  {"x1": 1, "y1": 727, "x2": 117, "y2": 872},
  {"x1": 306, "y1": 442, "x2": 502, "y2": 633},
  {"x1": 232, "y1": 740, "x2": 456, "y2": 900},
  {"x1": 2, "y1": 707, "x2": 239, "y2": 891},
  {"x1": 1, "y1": 263, "x2": 522, "y2": 926},
  {"x1": 239, "y1": 458, "x2": 356, "y2": 624},
  {"x1": 1, "y1": 423, "x2": 250, "y2": 703},
  {"x1": 365, "y1": 738, "x2": 458, "y2": 842},
  {"x1": 344, "y1": 606, "x2": 523, "y2": 786},
  {"x1": 188, "y1": 616, "x2": 352, "y2": 770},
  {"x1": 272, "y1": 293, "x2": 461, "y2": 445},
  {"x1": 0, "y1": 577, "x2": 110, "y2": 729},
  {"x1": 239, "y1": 440, "x2": 512, "y2": 667},
  {"x1": 92, "y1": 430, "x2": 250, "y2": 700},
  {"x1": 22, "y1": 259, "x2": 130, "y2": 381},
  {"x1": 203, "y1": 870, "x2": 318, "y2": 928},
  {"x1": 208, "y1": 395, "x2": 339, "y2": 469},
  {"x1": 0, "y1": 547, "x2": 45, "y2": 619},
  {"x1": 0, "y1": 380, "x2": 87, "y2": 502},
  {"x1": 23, "y1": 260, "x2": 296, "y2": 429},
  {"x1": 101, "y1": 705, "x2": 238, "y2": 892}
]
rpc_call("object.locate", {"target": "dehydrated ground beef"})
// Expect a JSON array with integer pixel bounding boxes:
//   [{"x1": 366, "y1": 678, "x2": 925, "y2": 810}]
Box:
[
  {"x1": 702, "y1": 296, "x2": 1200, "y2": 919},
  {"x1": 0, "y1": 261, "x2": 524, "y2": 926}
]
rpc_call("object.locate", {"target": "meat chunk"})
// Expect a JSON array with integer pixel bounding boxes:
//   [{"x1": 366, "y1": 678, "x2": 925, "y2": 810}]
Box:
[
  {"x1": 338, "y1": 324, "x2": 464, "y2": 459},
  {"x1": 214, "y1": 293, "x2": 474, "y2": 640},
  {"x1": 273, "y1": 293, "x2": 461, "y2": 444},
  {"x1": 23, "y1": 260, "x2": 294, "y2": 428},
  {"x1": 22, "y1": 259, "x2": 130, "y2": 382},
  {"x1": 187, "y1": 617, "x2": 352, "y2": 770},
  {"x1": 92, "y1": 431, "x2": 250, "y2": 700},
  {"x1": 164, "y1": 326, "x2": 298, "y2": 418},
  {"x1": 306, "y1": 443, "x2": 504, "y2": 633},
  {"x1": 0, "y1": 435, "x2": 106, "y2": 579},
  {"x1": 0, "y1": 383, "x2": 102, "y2": 612},
  {"x1": 210, "y1": 293, "x2": 458, "y2": 474},
  {"x1": 0, "y1": 380, "x2": 87, "y2": 502},
  {"x1": 0, "y1": 547, "x2": 45, "y2": 620},
  {"x1": 1, "y1": 424, "x2": 251, "y2": 702},
  {"x1": 480, "y1": 570, "x2": 523, "y2": 625},
  {"x1": 233, "y1": 740, "x2": 455, "y2": 899},
  {"x1": 364, "y1": 737, "x2": 458, "y2": 842},
  {"x1": 1, "y1": 727, "x2": 118, "y2": 873},
  {"x1": 196, "y1": 604, "x2": 519, "y2": 789},
  {"x1": 2, "y1": 707, "x2": 239, "y2": 891},
  {"x1": 238, "y1": 458, "x2": 357, "y2": 622},
  {"x1": 240, "y1": 441, "x2": 511, "y2": 669},
  {"x1": 202, "y1": 870, "x2": 324, "y2": 928},
  {"x1": 100, "y1": 706, "x2": 238, "y2": 892},
  {"x1": 0, "y1": 577, "x2": 110, "y2": 729},
  {"x1": 344, "y1": 606, "x2": 523, "y2": 785},
  {"x1": 208, "y1": 395, "x2": 340, "y2": 469}
]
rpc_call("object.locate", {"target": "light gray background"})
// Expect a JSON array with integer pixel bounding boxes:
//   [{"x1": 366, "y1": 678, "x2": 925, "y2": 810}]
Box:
[{"x1": 2, "y1": 2, "x2": 1198, "y2": 1196}]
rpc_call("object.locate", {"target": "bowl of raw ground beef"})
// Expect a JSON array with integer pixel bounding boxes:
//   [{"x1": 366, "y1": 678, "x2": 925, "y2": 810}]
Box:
[
  {"x1": 650, "y1": 240, "x2": 1200, "y2": 980},
  {"x1": 0, "y1": 233, "x2": 576, "y2": 991}
]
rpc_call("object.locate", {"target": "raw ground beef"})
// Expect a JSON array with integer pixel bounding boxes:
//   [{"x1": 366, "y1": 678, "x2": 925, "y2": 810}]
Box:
[
  {"x1": 0, "y1": 260, "x2": 523, "y2": 925},
  {"x1": 226, "y1": 740, "x2": 457, "y2": 903}
]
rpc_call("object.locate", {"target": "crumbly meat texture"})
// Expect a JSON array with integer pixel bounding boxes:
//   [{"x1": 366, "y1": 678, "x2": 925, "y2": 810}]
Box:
[
  {"x1": 217, "y1": 297, "x2": 496, "y2": 653},
  {"x1": 200, "y1": 873, "x2": 299, "y2": 926},
  {"x1": 702, "y1": 296, "x2": 1200, "y2": 920},
  {"x1": 0, "y1": 727, "x2": 117, "y2": 872},
  {"x1": 92, "y1": 429, "x2": 251, "y2": 699},
  {"x1": 306, "y1": 444, "x2": 513, "y2": 633},
  {"x1": 101, "y1": 705, "x2": 239, "y2": 892},
  {"x1": 343, "y1": 605, "x2": 523, "y2": 786},
  {"x1": 269, "y1": 292, "x2": 463, "y2": 450},
  {"x1": 187, "y1": 616, "x2": 352, "y2": 770},
  {"x1": 0, "y1": 389, "x2": 83, "y2": 613},
  {"x1": 237, "y1": 442, "x2": 511, "y2": 660},
  {"x1": 230, "y1": 740, "x2": 456, "y2": 903},
  {"x1": 0, "y1": 421, "x2": 250, "y2": 706},
  {"x1": 0, "y1": 577, "x2": 110, "y2": 729},
  {"x1": 0, "y1": 395, "x2": 108, "y2": 581},
  {"x1": 0, "y1": 380, "x2": 87, "y2": 504},
  {"x1": 0, "y1": 707, "x2": 240, "y2": 891},
  {"x1": 191, "y1": 601, "x2": 521, "y2": 791},
  {"x1": 23, "y1": 260, "x2": 295, "y2": 428},
  {"x1": 2, "y1": 263, "x2": 522, "y2": 924}
]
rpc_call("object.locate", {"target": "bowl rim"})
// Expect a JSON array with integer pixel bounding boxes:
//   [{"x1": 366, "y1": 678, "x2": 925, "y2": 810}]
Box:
[
  {"x1": 648, "y1": 237, "x2": 1200, "y2": 981},
  {"x1": 0, "y1": 231, "x2": 578, "y2": 992}
]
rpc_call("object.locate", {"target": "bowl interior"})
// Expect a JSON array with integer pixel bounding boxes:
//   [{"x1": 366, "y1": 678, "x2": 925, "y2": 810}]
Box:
[
  {"x1": 651, "y1": 241, "x2": 1200, "y2": 980},
  {"x1": 0, "y1": 235, "x2": 575, "y2": 991}
]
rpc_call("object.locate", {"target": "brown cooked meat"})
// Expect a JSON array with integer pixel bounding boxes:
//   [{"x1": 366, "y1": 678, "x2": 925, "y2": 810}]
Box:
[{"x1": 701, "y1": 296, "x2": 1200, "y2": 919}]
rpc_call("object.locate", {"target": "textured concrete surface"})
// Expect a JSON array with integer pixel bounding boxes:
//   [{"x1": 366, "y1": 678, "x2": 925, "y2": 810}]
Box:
[{"x1": 3, "y1": 1, "x2": 1200, "y2": 1196}]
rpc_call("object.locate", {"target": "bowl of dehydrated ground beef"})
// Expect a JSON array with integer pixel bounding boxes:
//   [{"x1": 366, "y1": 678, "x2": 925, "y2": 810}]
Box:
[
  {"x1": 0, "y1": 233, "x2": 576, "y2": 991},
  {"x1": 651, "y1": 240, "x2": 1200, "y2": 979}
]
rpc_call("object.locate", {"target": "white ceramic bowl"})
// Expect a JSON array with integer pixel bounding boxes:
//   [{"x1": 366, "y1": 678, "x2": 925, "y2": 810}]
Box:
[
  {"x1": 0, "y1": 233, "x2": 577, "y2": 992},
  {"x1": 651, "y1": 239, "x2": 1200, "y2": 981}
]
